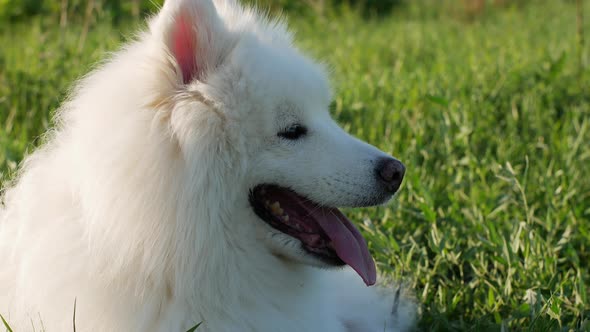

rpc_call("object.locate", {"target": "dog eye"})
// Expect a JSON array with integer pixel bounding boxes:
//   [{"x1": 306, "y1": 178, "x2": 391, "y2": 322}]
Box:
[{"x1": 277, "y1": 124, "x2": 307, "y2": 140}]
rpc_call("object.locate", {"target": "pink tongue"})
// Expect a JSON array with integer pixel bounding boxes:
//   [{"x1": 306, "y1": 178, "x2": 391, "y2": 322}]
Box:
[
  {"x1": 264, "y1": 187, "x2": 377, "y2": 286},
  {"x1": 311, "y1": 208, "x2": 377, "y2": 286}
]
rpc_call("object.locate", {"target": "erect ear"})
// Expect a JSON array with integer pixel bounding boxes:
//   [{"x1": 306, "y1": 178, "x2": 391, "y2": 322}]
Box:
[{"x1": 155, "y1": 0, "x2": 229, "y2": 84}]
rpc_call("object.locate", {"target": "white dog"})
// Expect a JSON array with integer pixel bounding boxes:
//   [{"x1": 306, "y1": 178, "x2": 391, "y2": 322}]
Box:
[{"x1": 0, "y1": 0, "x2": 415, "y2": 331}]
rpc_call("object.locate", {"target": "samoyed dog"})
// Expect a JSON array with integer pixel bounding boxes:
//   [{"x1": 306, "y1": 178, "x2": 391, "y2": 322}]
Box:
[{"x1": 0, "y1": 0, "x2": 415, "y2": 331}]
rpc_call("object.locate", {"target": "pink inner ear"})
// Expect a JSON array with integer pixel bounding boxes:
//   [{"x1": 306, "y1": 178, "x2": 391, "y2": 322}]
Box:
[{"x1": 172, "y1": 15, "x2": 198, "y2": 84}]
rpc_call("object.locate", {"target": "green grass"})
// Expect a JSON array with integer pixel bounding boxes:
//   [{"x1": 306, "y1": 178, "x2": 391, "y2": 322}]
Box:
[{"x1": 1, "y1": 1, "x2": 589, "y2": 331}]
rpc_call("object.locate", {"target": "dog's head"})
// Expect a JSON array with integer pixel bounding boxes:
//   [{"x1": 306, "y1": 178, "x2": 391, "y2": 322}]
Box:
[{"x1": 150, "y1": 0, "x2": 404, "y2": 286}]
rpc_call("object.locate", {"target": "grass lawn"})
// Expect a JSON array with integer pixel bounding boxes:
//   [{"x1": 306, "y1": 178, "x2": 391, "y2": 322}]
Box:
[{"x1": 1, "y1": 1, "x2": 589, "y2": 330}]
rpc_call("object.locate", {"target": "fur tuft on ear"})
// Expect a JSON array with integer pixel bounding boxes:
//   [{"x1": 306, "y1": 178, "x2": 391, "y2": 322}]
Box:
[{"x1": 155, "y1": 0, "x2": 230, "y2": 85}]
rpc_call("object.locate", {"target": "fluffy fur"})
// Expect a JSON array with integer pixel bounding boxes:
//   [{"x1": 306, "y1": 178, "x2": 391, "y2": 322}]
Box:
[{"x1": 0, "y1": 0, "x2": 415, "y2": 331}]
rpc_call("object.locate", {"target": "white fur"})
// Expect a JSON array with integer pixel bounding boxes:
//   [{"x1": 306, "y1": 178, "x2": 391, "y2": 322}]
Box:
[{"x1": 0, "y1": 1, "x2": 415, "y2": 331}]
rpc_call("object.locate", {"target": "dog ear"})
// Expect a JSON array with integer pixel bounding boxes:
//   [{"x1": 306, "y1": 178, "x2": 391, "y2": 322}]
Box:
[{"x1": 156, "y1": 0, "x2": 228, "y2": 84}]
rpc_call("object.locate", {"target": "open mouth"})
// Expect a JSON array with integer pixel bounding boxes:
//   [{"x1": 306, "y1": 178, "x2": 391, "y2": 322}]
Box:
[{"x1": 249, "y1": 184, "x2": 376, "y2": 286}]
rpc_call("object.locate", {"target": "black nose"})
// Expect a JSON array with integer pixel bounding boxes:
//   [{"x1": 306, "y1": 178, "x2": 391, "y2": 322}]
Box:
[{"x1": 375, "y1": 158, "x2": 405, "y2": 192}]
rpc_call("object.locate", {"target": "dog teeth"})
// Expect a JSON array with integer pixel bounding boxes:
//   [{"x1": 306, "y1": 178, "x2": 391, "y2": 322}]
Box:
[{"x1": 270, "y1": 201, "x2": 283, "y2": 216}]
